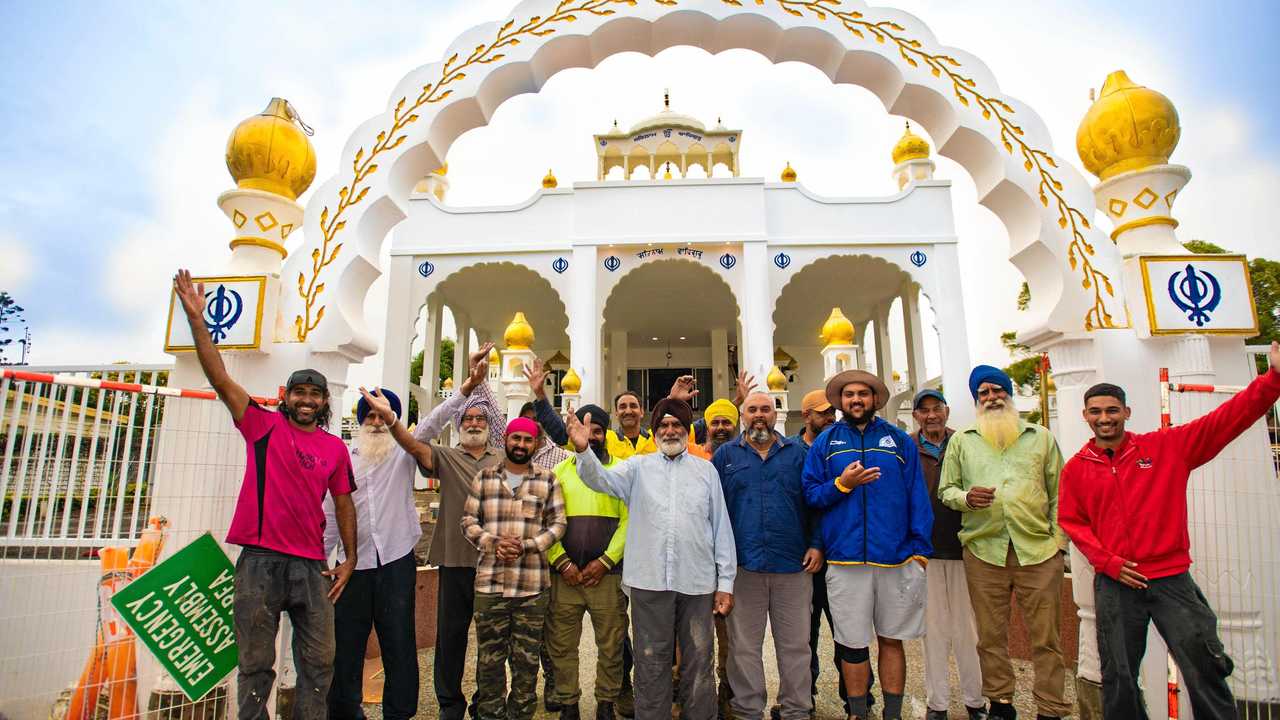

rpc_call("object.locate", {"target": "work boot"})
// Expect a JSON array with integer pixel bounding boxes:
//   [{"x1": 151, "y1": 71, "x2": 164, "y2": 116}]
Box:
[
  {"x1": 597, "y1": 701, "x2": 616, "y2": 720},
  {"x1": 560, "y1": 704, "x2": 580, "y2": 720},
  {"x1": 616, "y1": 690, "x2": 635, "y2": 719},
  {"x1": 926, "y1": 711, "x2": 949, "y2": 720},
  {"x1": 545, "y1": 679, "x2": 563, "y2": 713},
  {"x1": 988, "y1": 701, "x2": 1017, "y2": 719},
  {"x1": 770, "y1": 704, "x2": 782, "y2": 720},
  {"x1": 968, "y1": 706, "x2": 990, "y2": 720}
]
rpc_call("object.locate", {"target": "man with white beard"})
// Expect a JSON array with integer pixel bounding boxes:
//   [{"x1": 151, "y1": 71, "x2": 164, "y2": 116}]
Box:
[
  {"x1": 323, "y1": 386, "x2": 423, "y2": 720},
  {"x1": 938, "y1": 366, "x2": 1068, "y2": 720},
  {"x1": 568, "y1": 398, "x2": 737, "y2": 720}
]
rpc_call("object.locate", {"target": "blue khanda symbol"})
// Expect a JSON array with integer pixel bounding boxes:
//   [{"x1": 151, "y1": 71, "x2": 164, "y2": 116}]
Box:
[
  {"x1": 773, "y1": 252, "x2": 791, "y2": 269},
  {"x1": 418, "y1": 260, "x2": 435, "y2": 278},
  {"x1": 204, "y1": 285, "x2": 243, "y2": 343},
  {"x1": 719, "y1": 253, "x2": 737, "y2": 270},
  {"x1": 603, "y1": 255, "x2": 621, "y2": 272},
  {"x1": 910, "y1": 251, "x2": 928, "y2": 267},
  {"x1": 1168, "y1": 263, "x2": 1222, "y2": 327},
  {"x1": 552, "y1": 257, "x2": 569, "y2": 274}
]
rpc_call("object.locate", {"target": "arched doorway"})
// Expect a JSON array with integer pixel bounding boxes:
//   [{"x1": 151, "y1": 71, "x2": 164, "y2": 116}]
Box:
[{"x1": 601, "y1": 258, "x2": 739, "y2": 413}]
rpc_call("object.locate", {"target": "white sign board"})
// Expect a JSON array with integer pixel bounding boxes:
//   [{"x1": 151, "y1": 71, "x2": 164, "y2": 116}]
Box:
[
  {"x1": 165, "y1": 276, "x2": 267, "y2": 351},
  {"x1": 1140, "y1": 255, "x2": 1258, "y2": 335}
]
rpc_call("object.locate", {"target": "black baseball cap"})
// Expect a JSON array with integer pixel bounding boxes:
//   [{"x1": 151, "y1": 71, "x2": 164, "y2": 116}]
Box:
[{"x1": 286, "y1": 369, "x2": 328, "y2": 393}]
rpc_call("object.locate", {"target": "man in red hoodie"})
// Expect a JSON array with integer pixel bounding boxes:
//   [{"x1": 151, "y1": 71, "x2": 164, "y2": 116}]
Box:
[{"x1": 1059, "y1": 341, "x2": 1280, "y2": 719}]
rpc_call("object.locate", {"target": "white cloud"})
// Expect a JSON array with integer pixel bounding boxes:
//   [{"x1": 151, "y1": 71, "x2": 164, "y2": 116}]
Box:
[{"x1": 0, "y1": 230, "x2": 32, "y2": 295}]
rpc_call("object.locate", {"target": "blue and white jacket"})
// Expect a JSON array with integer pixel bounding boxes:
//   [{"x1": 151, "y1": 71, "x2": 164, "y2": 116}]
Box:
[{"x1": 802, "y1": 416, "x2": 933, "y2": 567}]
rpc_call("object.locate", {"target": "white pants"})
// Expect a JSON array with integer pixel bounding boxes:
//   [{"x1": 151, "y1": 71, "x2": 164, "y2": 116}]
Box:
[{"x1": 923, "y1": 559, "x2": 984, "y2": 711}]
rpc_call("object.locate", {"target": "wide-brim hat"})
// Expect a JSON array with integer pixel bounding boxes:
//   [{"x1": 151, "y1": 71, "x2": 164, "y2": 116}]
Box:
[{"x1": 825, "y1": 370, "x2": 889, "y2": 411}]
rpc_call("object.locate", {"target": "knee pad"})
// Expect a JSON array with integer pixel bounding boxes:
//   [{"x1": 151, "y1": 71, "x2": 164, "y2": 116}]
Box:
[{"x1": 834, "y1": 642, "x2": 869, "y2": 664}]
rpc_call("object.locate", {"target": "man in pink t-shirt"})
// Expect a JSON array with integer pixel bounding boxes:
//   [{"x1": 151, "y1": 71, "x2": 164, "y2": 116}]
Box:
[{"x1": 175, "y1": 270, "x2": 358, "y2": 720}]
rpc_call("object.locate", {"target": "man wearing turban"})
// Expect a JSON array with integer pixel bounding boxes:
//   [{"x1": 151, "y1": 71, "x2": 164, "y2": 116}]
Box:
[{"x1": 938, "y1": 365, "x2": 1069, "y2": 720}]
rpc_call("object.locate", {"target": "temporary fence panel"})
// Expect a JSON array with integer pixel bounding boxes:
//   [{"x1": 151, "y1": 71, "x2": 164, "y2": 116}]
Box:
[
  {"x1": 1161, "y1": 354, "x2": 1280, "y2": 720},
  {"x1": 0, "y1": 365, "x2": 280, "y2": 720}
]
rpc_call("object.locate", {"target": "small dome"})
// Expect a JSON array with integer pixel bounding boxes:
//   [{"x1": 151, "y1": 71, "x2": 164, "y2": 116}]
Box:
[
  {"x1": 542, "y1": 169, "x2": 558, "y2": 189},
  {"x1": 781, "y1": 162, "x2": 797, "y2": 182},
  {"x1": 504, "y1": 312, "x2": 535, "y2": 350},
  {"x1": 891, "y1": 122, "x2": 931, "y2": 165},
  {"x1": 443, "y1": 377, "x2": 454, "y2": 390},
  {"x1": 1076, "y1": 70, "x2": 1180, "y2": 180},
  {"x1": 432, "y1": 163, "x2": 448, "y2": 176},
  {"x1": 561, "y1": 368, "x2": 582, "y2": 394},
  {"x1": 820, "y1": 308, "x2": 855, "y2": 347},
  {"x1": 629, "y1": 108, "x2": 707, "y2": 134},
  {"x1": 226, "y1": 98, "x2": 317, "y2": 200},
  {"x1": 766, "y1": 366, "x2": 788, "y2": 391},
  {"x1": 488, "y1": 347, "x2": 500, "y2": 366}
]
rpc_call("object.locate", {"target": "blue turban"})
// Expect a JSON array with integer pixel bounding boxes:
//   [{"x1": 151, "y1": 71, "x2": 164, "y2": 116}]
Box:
[
  {"x1": 968, "y1": 365, "x2": 1013, "y2": 401},
  {"x1": 356, "y1": 388, "x2": 401, "y2": 425}
]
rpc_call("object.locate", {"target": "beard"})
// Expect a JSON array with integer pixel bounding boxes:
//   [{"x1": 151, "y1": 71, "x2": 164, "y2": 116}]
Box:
[
  {"x1": 709, "y1": 429, "x2": 734, "y2": 451},
  {"x1": 747, "y1": 426, "x2": 772, "y2": 445},
  {"x1": 659, "y1": 435, "x2": 686, "y2": 457},
  {"x1": 589, "y1": 438, "x2": 609, "y2": 462},
  {"x1": 506, "y1": 446, "x2": 531, "y2": 465},
  {"x1": 460, "y1": 427, "x2": 490, "y2": 449},
  {"x1": 356, "y1": 425, "x2": 396, "y2": 466},
  {"x1": 976, "y1": 401, "x2": 1021, "y2": 451}
]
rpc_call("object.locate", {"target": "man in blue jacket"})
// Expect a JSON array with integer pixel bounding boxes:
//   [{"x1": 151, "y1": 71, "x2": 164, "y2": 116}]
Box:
[
  {"x1": 803, "y1": 370, "x2": 933, "y2": 720},
  {"x1": 714, "y1": 392, "x2": 824, "y2": 720}
]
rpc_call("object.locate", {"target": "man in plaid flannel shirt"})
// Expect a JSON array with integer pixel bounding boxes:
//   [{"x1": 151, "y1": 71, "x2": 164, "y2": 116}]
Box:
[{"x1": 462, "y1": 415, "x2": 568, "y2": 720}]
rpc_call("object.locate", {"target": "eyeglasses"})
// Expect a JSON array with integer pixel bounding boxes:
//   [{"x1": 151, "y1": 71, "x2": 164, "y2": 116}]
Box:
[{"x1": 460, "y1": 413, "x2": 487, "y2": 425}]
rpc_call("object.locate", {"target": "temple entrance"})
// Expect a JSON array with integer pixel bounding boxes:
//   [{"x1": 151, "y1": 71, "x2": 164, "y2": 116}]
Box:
[{"x1": 601, "y1": 258, "x2": 739, "y2": 415}]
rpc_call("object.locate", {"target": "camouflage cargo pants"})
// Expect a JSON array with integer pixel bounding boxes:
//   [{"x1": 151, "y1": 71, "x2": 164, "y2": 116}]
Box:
[{"x1": 474, "y1": 591, "x2": 549, "y2": 720}]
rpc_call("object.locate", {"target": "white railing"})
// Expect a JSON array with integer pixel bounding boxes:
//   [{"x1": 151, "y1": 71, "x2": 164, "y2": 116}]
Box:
[
  {"x1": 1246, "y1": 344, "x2": 1279, "y2": 476},
  {"x1": 0, "y1": 363, "x2": 173, "y2": 556}
]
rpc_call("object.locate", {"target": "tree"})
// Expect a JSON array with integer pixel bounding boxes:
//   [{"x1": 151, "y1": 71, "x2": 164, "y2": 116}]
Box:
[
  {"x1": 0, "y1": 292, "x2": 26, "y2": 365},
  {"x1": 406, "y1": 338, "x2": 456, "y2": 422}
]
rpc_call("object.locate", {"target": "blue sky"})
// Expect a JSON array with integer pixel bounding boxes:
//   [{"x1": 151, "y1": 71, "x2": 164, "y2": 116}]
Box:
[{"x1": 1, "y1": 0, "x2": 1277, "y2": 372}]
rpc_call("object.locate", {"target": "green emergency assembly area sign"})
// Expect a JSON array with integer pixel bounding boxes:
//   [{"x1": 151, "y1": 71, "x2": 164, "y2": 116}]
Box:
[{"x1": 111, "y1": 532, "x2": 238, "y2": 701}]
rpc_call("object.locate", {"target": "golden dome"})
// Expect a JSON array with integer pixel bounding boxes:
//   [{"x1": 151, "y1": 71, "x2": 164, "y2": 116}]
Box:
[
  {"x1": 542, "y1": 169, "x2": 558, "y2": 189},
  {"x1": 561, "y1": 368, "x2": 582, "y2": 394},
  {"x1": 820, "y1": 308, "x2": 856, "y2": 347},
  {"x1": 504, "y1": 312, "x2": 535, "y2": 350},
  {"x1": 663, "y1": 162, "x2": 674, "y2": 180},
  {"x1": 225, "y1": 98, "x2": 317, "y2": 200},
  {"x1": 488, "y1": 347, "x2": 500, "y2": 365},
  {"x1": 433, "y1": 163, "x2": 448, "y2": 176},
  {"x1": 443, "y1": 377, "x2": 454, "y2": 390},
  {"x1": 781, "y1": 162, "x2": 797, "y2": 182},
  {"x1": 891, "y1": 371, "x2": 902, "y2": 382},
  {"x1": 766, "y1": 365, "x2": 788, "y2": 391},
  {"x1": 1076, "y1": 70, "x2": 1181, "y2": 180},
  {"x1": 891, "y1": 122, "x2": 931, "y2": 165}
]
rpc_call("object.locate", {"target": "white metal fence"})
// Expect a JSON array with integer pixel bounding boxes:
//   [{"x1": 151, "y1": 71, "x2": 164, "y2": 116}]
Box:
[
  {"x1": 1247, "y1": 345, "x2": 1280, "y2": 477},
  {"x1": 0, "y1": 364, "x2": 172, "y2": 558}
]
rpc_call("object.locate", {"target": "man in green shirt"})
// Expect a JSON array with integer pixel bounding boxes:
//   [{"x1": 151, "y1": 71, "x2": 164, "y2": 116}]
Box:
[{"x1": 938, "y1": 366, "x2": 1068, "y2": 720}]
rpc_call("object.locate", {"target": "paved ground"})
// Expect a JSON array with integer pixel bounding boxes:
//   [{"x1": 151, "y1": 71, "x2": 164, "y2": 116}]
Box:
[{"x1": 362, "y1": 619, "x2": 1076, "y2": 719}]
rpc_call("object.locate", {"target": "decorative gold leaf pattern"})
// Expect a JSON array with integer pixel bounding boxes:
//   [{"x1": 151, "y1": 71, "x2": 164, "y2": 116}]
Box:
[{"x1": 298, "y1": 0, "x2": 1117, "y2": 339}]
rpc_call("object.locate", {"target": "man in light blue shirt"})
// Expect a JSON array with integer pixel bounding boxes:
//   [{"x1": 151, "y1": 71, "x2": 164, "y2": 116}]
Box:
[{"x1": 568, "y1": 398, "x2": 737, "y2": 720}]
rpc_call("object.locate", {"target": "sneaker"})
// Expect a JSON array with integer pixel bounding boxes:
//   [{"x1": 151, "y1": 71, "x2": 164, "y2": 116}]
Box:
[
  {"x1": 597, "y1": 701, "x2": 616, "y2": 720},
  {"x1": 560, "y1": 704, "x2": 580, "y2": 720},
  {"x1": 770, "y1": 705, "x2": 782, "y2": 720},
  {"x1": 926, "y1": 711, "x2": 949, "y2": 720},
  {"x1": 987, "y1": 701, "x2": 1017, "y2": 720},
  {"x1": 545, "y1": 680, "x2": 563, "y2": 713},
  {"x1": 967, "y1": 706, "x2": 990, "y2": 720}
]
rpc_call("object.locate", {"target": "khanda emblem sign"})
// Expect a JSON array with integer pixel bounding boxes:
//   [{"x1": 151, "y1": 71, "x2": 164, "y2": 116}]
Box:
[
  {"x1": 1168, "y1": 264, "x2": 1222, "y2": 327},
  {"x1": 203, "y1": 285, "x2": 244, "y2": 343}
]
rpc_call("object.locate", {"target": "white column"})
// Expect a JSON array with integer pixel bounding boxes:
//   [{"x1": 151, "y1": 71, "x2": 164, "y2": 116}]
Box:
[
  {"x1": 623, "y1": 155, "x2": 630, "y2": 180},
  {"x1": 610, "y1": 330, "x2": 628, "y2": 403},
  {"x1": 567, "y1": 244, "x2": 601, "y2": 405},
  {"x1": 901, "y1": 285, "x2": 926, "y2": 391},
  {"x1": 424, "y1": 298, "x2": 443, "y2": 401},
  {"x1": 931, "y1": 244, "x2": 974, "y2": 428},
  {"x1": 711, "y1": 328, "x2": 730, "y2": 401},
  {"x1": 738, "y1": 243, "x2": 774, "y2": 381},
  {"x1": 853, "y1": 323, "x2": 869, "y2": 371},
  {"x1": 451, "y1": 311, "x2": 470, "y2": 388},
  {"x1": 872, "y1": 303, "x2": 893, "y2": 384},
  {"x1": 380, "y1": 255, "x2": 416, "y2": 399}
]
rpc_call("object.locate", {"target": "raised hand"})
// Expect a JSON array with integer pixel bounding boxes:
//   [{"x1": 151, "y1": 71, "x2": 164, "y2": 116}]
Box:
[
  {"x1": 668, "y1": 375, "x2": 699, "y2": 403},
  {"x1": 469, "y1": 341, "x2": 495, "y2": 371},
  {"x1": 836, "y1": 461, "x2": 880, "y2": 491},
  {"x1": 358, "y1": 386, "x2": 397, "y2": 423},
  {"x1": 732, "y1": 370, "x2": 758, "y2": 408},
  {"x1": 566, "y1": 410, "x2": 591, "y2": 453},
  {"x1": 174, "y1": 269, "x2": 206, "y2": 320},
  {"x1": 523, "y1": 358, "x2": 549, "y2": 400},
  {"x1": 462, "y1": 342, "x2": 495, "y2": 396},
  {"x1": 1270, "y1": 341, "x2": 1279, "y2": 373}
]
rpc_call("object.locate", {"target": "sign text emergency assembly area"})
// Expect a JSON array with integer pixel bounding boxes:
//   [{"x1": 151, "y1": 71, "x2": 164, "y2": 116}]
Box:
[{"x1": 111, "y1": 533, "x2": 238, "y2": 700}]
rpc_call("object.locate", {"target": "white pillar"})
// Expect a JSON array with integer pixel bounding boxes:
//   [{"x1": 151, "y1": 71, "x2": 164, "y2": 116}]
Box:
[
  {"x1": 567, "y1": 245, "x2": 601, "y2": 405},
  {"x1": 931, "y1": 244, "x2": 974, "y2": 429},
  {"x1": 711, "y1": 328, "x2": 730, "y2": 400},
  {"x1": 872, "y1": 303, "x2": 893, "y2": 384},
  {"x1": 380, "y1": 255, "x2": 416, "y2": 399},
  {"x1": 424, "y1": 298, "x2": 443, "y2": 402},
  {"x1": 901, "y1": 286, "x2": 926, "y2": 392},
  {"x1": 453, "y1": 312, "x2": 472, "y2": 387},
  {"x1": 738, "y1": 243, "x2": 774, "y2": 381},
  {"x1": 610, "y1": 330, "x2": 628, "y2": 404}
]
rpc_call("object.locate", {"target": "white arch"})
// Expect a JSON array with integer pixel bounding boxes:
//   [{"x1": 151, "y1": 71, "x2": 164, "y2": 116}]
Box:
[{"x1": 289, "y1": 0, "x2": 1121, "y2": 365}]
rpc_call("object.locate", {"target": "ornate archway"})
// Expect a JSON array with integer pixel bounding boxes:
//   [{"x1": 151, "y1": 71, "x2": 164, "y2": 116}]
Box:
[{"x1": 286, "y1": 0, "x2": 1120, "y2": 369}]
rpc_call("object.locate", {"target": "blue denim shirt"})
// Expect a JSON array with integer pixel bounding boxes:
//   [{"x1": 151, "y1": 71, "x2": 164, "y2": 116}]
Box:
[{"x1": 713, "y1": 433, "x2": 821, "y2": 574}]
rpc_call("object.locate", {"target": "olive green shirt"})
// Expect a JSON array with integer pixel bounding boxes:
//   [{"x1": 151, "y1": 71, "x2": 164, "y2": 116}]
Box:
[{"x1": 938, "y1": 420, "x2": 1065, "y2": 567}]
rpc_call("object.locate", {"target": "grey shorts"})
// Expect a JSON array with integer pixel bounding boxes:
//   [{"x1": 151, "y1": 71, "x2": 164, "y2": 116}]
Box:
[{"x1": 825, "y1": 562, "x2": 927, "y2": 648}]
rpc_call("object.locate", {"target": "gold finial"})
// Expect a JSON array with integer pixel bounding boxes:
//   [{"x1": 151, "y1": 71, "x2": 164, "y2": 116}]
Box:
[
  {"x1": 820, "y1": 308, "x2": 856, "y2": 347},
  {"x1": 542, "y1": 169, "x2": 558, "y2": 189},
  {"x1": 488, "y1": 347, "x2": 500, "y2": 365},
  {"x1": 1076, "y1": 70, "x2": 1181, "y2": 180},
  {"x1": 561, "y1": 368, "x2": 582, "y2": 394},
  {"x1": 443, "y1": 377, "x2": 455, "y2": 390},
  {"x1": 226, "y1": 98, "x2": 317, "y2": 200},
  {"x1": 781, "y1": 162, "x2": 797, "y2": 182},
  {"x1": 766, "y1": 365, "x2": 788, "y2": 391},
  {"x1": 432, "y1": 163, "x2": 448, "y2": 177},
  {"x1": 504, "y1": 312, "x2": 535, "y2": 350},
  {"x1": 663, "y1": 162, "x2": 673, "y2": 180},
  {"x1": 892, "y1": 121, "x2": 931, "y2": 165},
  {"x1": 664, "y1": 88, "x2": 670, "y2": 110}
]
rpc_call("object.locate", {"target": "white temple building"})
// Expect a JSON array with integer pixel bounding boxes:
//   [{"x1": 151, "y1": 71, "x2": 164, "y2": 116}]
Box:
[{"x1": 382, "y1": 100, "x2": 973, "y2": 430}]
